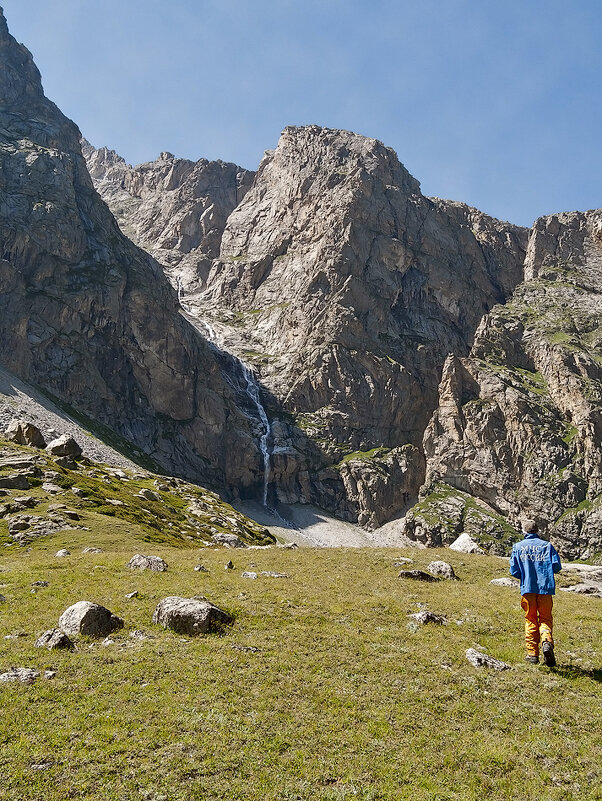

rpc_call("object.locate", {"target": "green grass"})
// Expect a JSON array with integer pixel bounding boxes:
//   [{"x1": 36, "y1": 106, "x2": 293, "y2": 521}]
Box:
[{"x1": 0, "y1": 535, "x2": 601, "y2": 801}]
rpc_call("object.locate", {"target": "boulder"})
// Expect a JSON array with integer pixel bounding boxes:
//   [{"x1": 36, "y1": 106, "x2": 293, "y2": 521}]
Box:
[
  {"x1": 427, "y1": 560, "x2": 457, "y2": 580},
  {"x1": 58, "y1": 601, "x2": 124, "y2": 637},
  {"x1": 449, "y1": 533, "x2": 485, "y2": 554},
  {"x1": 490, "y1": 577, "x2": 520, "y2": 588},
  {"x1": 194, "y1": 565, "x2": 209, "y2": 572},
  {"x1": 138, "y1": 488, "x2": 160, "y2": 502},
  {"x1": 46, "y1": 435, "x2": 82, "y2": 459},
  {"x1": 465, "y1": 648, "x2": 511, "y2": 671},
  {"x1": 560, "y1": 583, "x2": 602, "y2": 597},
  {"x1": 4, "y1": 420, "x2": 46, "y2": 448},
  {"x1": 126, "y1": 554, "x2": 168, "y2": 572},
  {"x1": 398, "y1": 570, "x2": 440, "y2": 582},
  {"x1": 152, "y1": 596, "x2": 234, "y2": 635},
  {"x1": 35, "y1": 628, "x2": 75, "y2": 650},
  {"x1": 55, "y1": 549, "x2": 70, "y2": 558}
]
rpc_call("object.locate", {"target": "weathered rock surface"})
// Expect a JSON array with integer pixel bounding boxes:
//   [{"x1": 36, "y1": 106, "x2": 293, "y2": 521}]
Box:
[
  {"x1": 0, "y1": 667, "x2": 40, "y2": 684},
  {"x1": 4, "y1": 419, "x2": 45, "y2": 447},
  {"x1": 0, "y1": 10, "x2": 265, "y2": 498},
  {"x1": 490, "y1": 577, "x2": 520, "y2": 588},
  {"x1": 35, "y1": 628, "x2": 75, "y2": 650},
  {"x1": 427, "y1": 560, "x2": 457, "y2": 580},
  {"x1": 82, "y1": 140, "x2": 254, "y2": 294},
  {"x1": 126, "y1": 554, "x2": 168, "y2": 572},
  {"x1": 465, "y1": 648, "x2": 511, "y2": 671},
  {"x1": 45, "y1": 435, "x2": 82, "y2": 458},
  {"x1": 58, "y1": 601, "x2": 124, "y2": 637},
  {"x1": 406, "y1": 209, "x2": 602, "y2": 559},
  {"x1": 152, "y1": 596, "x2": 234, "y2": 635},
  {"x1": 408, "y1": 611, "x2": 447, "y2": 626},
  {"x1": 398, "y1": 569, "x2": 439, "y2": 582}
]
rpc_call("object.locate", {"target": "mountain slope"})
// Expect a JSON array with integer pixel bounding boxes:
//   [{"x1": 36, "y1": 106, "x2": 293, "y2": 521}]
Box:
[{"x1": 0, "y1": 9, "x2": 266, "y2": 496}]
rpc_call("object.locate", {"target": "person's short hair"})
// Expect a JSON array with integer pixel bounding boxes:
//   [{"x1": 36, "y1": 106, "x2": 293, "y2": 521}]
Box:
[{"x1": 522, "y1": 518, "x2": 538, "y2": 533}]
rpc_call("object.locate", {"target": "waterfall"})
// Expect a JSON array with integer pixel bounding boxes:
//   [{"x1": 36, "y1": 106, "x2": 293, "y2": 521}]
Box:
[
  {"x1": 240, "y1": 362, "x2": 272, "y2": 506},
  {"x1": 176, "y1": 278, "x2": 272, "y2": 505}
]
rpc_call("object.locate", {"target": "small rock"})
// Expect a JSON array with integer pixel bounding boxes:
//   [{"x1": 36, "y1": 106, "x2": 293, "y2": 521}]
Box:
[
  {"x1": 152, "y1": 596, "x2": 234, "y2": 635},
  {"x1": 35, "y1": 629, "x2": 74, "y2": 650},
  {"x1": 42, "y1": 483, "x2": 62, "y2": 495},
  {"x1": 0, "y1": 667, "x2": 40, "y2": 684},
  {"x1": 408, "y1": 611, "x2": 448, "y2": 626},
  {"x1": 62, "y1": 510, "x2": 80, "y2": 521},
  {"x1": 31, "y1": 581, "x2": 49, "y2": 587},
  {"x1": 138, "y1": 488, "x2": 161, "y2": 502},
  {"x1": 427, "y1": 560, "x2": 457, "y2": 580},
  {"x1": 125, "y1": 591, "x2": 139, "y2": 599},
  {"x1": 129, "y1": 629, "x2": 149, "y2": 640},
  {"x1": 71, "y1": 487, "x2": 86, "y2": 498},
  {"x1": 449, "y1": 533, "x2": 485, "y2": 554},
  {"x1": 231, "y1": 644, "x2": 261, "y2": 653},
  {"x1": 0, "y1": 594, "x2": 6, "y2": 602},
  {"x1": 58, "y1": 601, "x2": 124, "y2": 637},
  {"x1": 490, "y1": 577, "x2": 520, "y2": 588},
  {"x1": 126, "y1": 554, "x2": 168, "y2": 572},
  {"x1": 82, "y1": 546, "x2": 103, "y2": 554},
  {"x1": 398, "y1": 570, "x2": 440, "y2": 582},
  {"x1": 225, "y1": 560, "x2": 235, "y2": 570},
  {"x1": 4, "y1": 420, "x2": 46, "y2": 448},
  {"x1": 560, "y1": 583, "x2": 602, "y2": 596},
  {"x1": 212, "y1": 532, "x2": 247, "y2": 548},
  {"x1": 46, "y1": 435, "x2": 82, "y2": 458},
  {"x1": 260, "y1": 571, "x2": 289, "y2": 578},
  {"x1": 194, "y1": 565, "x2": 208, "y2": 572},
  {"x1": 44, "y1": 670, "x2": 57, "y2": 680},
  {"x1": 242, "y1": 571, "x2": 258, "y2": 579},
  {"x1": 465, "y1": 648, "x2": 511, "y2": 671},
  {"x1": 55, "y1": 549, "x2": 70, "y2": 558},
  {"x1": 106, "y1": 498, "x2": 125, "y2": 506},
  {"x1": 54, "y1": 457, "x2": 78, "y2": 470},
  {"x1": 31, "y1": 761, "x2": 53, "y2": 770},
  {"x1": 102, "y1": 637, "x2": 115, "y2": 647},
  {"x1": 394, "y1": 558, "x2": 414, "y2": 566}
]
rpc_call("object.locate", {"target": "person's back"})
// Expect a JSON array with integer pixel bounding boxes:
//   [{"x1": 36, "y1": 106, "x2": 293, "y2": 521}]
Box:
[{"x1": 510, "y1": 518, "x2": 561, "y2": 666}]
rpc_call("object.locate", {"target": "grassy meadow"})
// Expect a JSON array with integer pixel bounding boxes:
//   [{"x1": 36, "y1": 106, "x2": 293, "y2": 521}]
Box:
[{"x1": 0, "y1": 527, "x2": 601, "y2": 801}]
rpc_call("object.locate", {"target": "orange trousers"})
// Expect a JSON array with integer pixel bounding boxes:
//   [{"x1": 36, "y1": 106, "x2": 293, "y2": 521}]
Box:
[{"x1": 520, "y1": 593, "x2": 553, "y2": 657}]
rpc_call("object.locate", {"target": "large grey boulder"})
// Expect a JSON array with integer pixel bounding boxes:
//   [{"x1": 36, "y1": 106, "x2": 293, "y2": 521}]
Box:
[
  {"x1": 46, "y1": 435, "x2": 82, "y2": 459},
  {"x1": 427, "y1": 560, "x2": 457, "y2": 580},
  {"x1": 212, "y1": 532, "x2": 247, "y2": 548},
  {"x1": 4, "y1": 420, "x2": 46, "y2": 448},
  {"x1": 152, "y1": 596, "x2": 234, "y2": 635},
  {"x1": 127, "y1": 554, "x2": 168, "y2": 572},
  {"x1": 58, "y1": 601, "x2": 124, "y2": 637},
  {"x1": 35, "y1": 628, "x2": 75, "y2": 650}
]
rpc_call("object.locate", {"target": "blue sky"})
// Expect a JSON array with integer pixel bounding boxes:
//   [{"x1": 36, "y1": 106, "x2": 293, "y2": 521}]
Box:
[{"x1": 2, "y1": 0, "x2": 600, "y2": 226}]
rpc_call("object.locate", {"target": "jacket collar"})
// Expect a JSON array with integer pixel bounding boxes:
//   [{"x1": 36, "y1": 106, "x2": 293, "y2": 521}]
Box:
[{"x1": 522, "y1": 531, "x2": 539, "y2": 539}]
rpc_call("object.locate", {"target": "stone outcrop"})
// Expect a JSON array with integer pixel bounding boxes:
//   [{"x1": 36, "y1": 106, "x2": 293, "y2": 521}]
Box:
[
  {"x1": 0, "y1": 10, "x2": 264, "y2": 497},
  {"x1": 126, "y1": 554, "x2": 168, "y2": 572},
  {"x1": 405, "y1": 210, "x2": 602, "y2": 559},
  {"x1": 4, "y1": 419, "x2": 46, "y2": 448},
  {"x1": 82, "y1": 141, "x2": 254, "y2": 294}
]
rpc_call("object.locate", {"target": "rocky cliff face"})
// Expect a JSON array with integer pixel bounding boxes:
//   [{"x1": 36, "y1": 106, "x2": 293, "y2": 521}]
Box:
[
  {"x1": 405, "y1": 210, "x2": 602, "y2": 559},
  {"x1": 87, "y1": 124, "x2": 528, "y2": 527},
  {"x1": 81, "y1": 141, "x2": 254, "y2": 294},
  {"x1": 0, "y1": 9, "x2": 265, "y2": 494}
]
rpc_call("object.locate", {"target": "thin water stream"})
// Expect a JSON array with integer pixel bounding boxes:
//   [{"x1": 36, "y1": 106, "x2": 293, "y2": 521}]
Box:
[{"x1": 177, "y1": 279, "x2": 272, "y2": 505}]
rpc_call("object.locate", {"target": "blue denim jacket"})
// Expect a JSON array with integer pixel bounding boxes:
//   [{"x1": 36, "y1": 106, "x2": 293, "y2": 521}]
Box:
[{"x1": 509, "y1": 532, "x2": 562, "y2": 595}]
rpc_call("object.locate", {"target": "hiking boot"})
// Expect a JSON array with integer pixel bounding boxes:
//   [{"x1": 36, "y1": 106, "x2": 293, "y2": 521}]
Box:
[
  {"x1": 525, "y1": 654, "x2": 539, "y2": 664},
  {"x1": 542, "y1": 641, "x2": 556, "y2": 667}
]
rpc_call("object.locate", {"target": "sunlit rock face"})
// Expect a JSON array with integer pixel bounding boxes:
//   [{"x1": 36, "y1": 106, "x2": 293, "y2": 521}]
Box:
[
  {"x1": 87, "y1": 123, "x2": 528, "y2": 526},
  {"x1": 0, "y1": 8, "x2": 264, "y2": 494},
  {"x1": 408, "y1": 210, "x2": 602, "y2": 558}
]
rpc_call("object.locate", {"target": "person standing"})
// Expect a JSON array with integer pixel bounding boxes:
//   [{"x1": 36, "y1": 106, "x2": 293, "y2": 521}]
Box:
[{"x1": 509, "y1": 519, "x2": 562, "y2": 666}]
